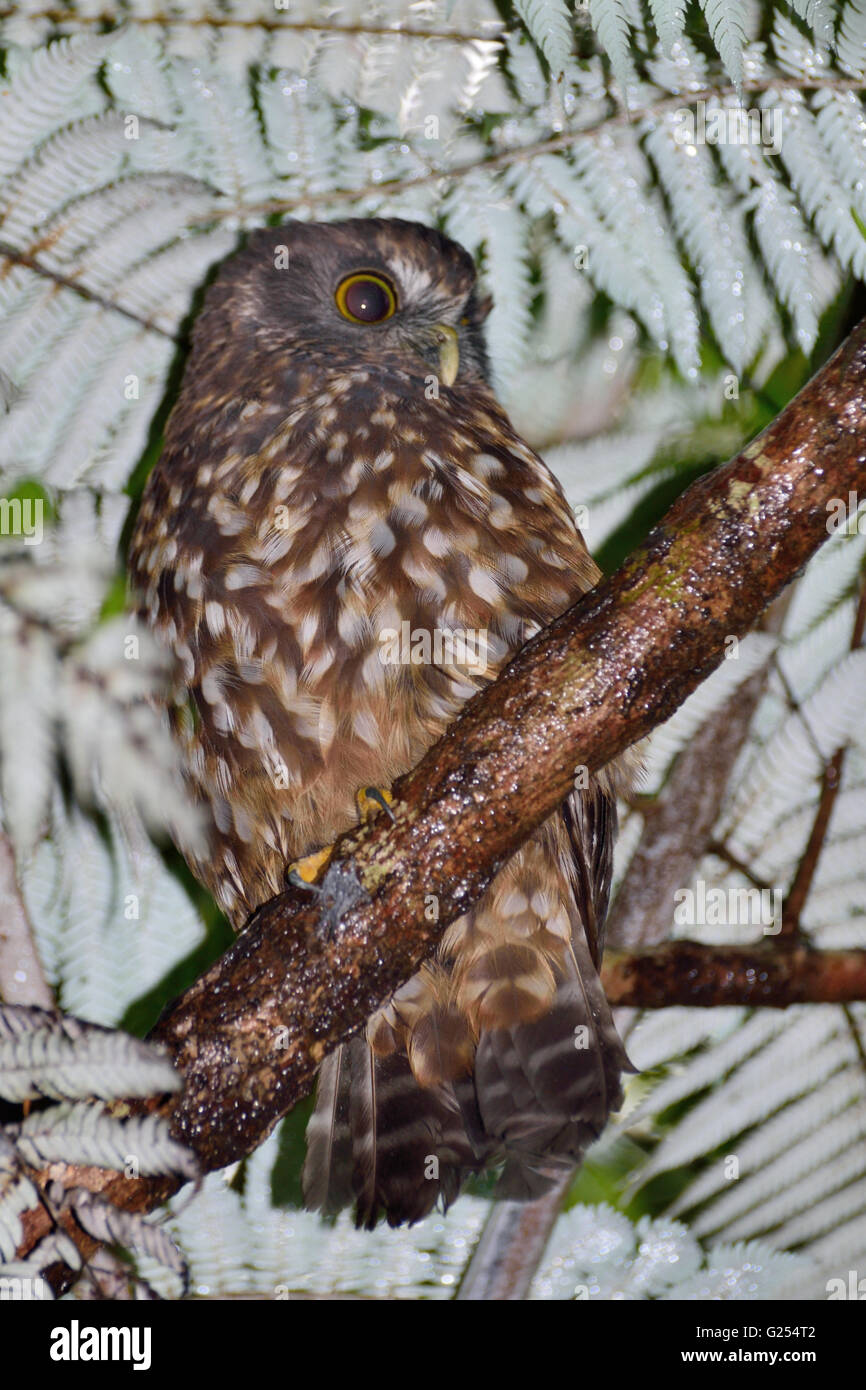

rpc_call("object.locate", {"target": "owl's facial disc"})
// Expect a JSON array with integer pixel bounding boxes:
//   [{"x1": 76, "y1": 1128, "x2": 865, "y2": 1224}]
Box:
[{"x1": 227, "y1": 219, "x2": 492, "y2": 386}]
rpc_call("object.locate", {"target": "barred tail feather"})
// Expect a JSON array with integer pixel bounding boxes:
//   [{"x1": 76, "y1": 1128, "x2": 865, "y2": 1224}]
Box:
[
  {"x1": 305, "y1": 1036, "x2": 480, "y2": 1229},
  {"x1": 302, "y1": 1042, "x2": 355, "y2": 1215},
  {"x1": 480, "y1": 935, "x2": 634, "y2": 1199}
]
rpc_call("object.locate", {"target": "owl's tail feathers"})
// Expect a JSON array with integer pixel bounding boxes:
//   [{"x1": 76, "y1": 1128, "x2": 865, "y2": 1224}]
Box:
[
  {"x1": 303, "y1": 1036, "x2": 483, "y2": 1229},
  {"x1": 303, "y1": 933, "x2": 631, "y2": 1224},
  {"x1": 473, "y1": 927, "x2": 635, "y2": 1201}
]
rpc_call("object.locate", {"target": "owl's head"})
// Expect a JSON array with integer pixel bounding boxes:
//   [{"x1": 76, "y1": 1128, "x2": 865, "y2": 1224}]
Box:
[{"x1": 202, "y1": 218, "x2": 492, "y2": 391}]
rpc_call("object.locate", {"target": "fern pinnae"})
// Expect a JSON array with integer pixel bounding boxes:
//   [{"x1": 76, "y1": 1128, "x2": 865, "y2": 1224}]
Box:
[
  {"x1": 772, "y1": 9, "x2": 832, "y2": 80},
  {"x1": 0, "y1": 113, "x2": 129, "y2": 247},
  {"x1": 64, "y1": 1186, "x2": 189, "y2": 1288},
  {"x1": 622, "y1": 1005, "x2": 744, "y2": 1071},
  {"x1": 643, "y1": 116, "x2": 766, "y2": 374},
  {"x1": 92, "y1": 363, "x2": 174, "y2": 491},
  {"x1": 812, "y1": 88, "x2": 866, "y2": 210},
  {"x1": 104, "y1": 228, "x2": 237, "y2": 328},
  {"x1": 568, "y1": 136, "x2": 695, "y2": 367},
  {"x1": 770, "y1": 1171, "x2": 866, "y2": 1249},
  {"x1": 637, "y1": 632, "x2": 776, "y2": 790},
  {"x1": 514, "y1": 0, "x2": 574, "y2": 75},
  {"x1": 12, "y1": 1101, "x2": 197, "y2": 1178},
  {"x1": 835, "y1": 0, "x2": 866, "y2": 77},
  {"x1": 43, "y1": 325, "x2": 163, "y2": 491},
  {"x1": 42, "y1": 173, "x2": 219, "y2": 268},
  {"x1": 0, "y1": 34, "x2": 114, "y2": 181},
  {"x1": 698, "y1": 0, "x2": 747, "y2": 91},
  {"x1": 0, "y1": 1138, "x2": 40, "y2": 1263},
  {"x1": 587, "y1": 0, "x2": 638, "y2": 100},
  {"x1": 776, "y1": 96, "x2": 866, "y2": 280},
  {"x1": 738, "y1": 164, "x2": 824, "y2": 353},
  {"x1": 0, "y1": 611, "x2": 56, "y2": 858},
  {"x1": 513, "y1": 154, "x2": 669, "y2": 356},
  {"x1": 626, "y1": 1010, "x2": 792, "y2": 1132},
  {"x1": 647, "y1": 0, "x2": 688, "y2": 55},
  {"x1": 0, "y1": 1004, "x2": 181, "y2": 1103},
  {"x1": 788, "y1": 0, "x2": 840, "y2": 50},
  {"x1": 802, "y1": 1199, "x2": 866, "y2": 1265},
  {"x1": 645, "y1": 31, "x2": 711, "y2": 91},
  {"x1": 711, "y1": 113, "x2": 828, "y2": 353},
  {"x1": 640, "y1": 1014, "x2": 860, "y2": 1187},
  {"x1": 782, "y1": 529, "x2": 866, "y2": 642},
  {"x1": 671, "y1": 1067, "x2": 866, "y2": 1225},
  {"x1": 699, "y1": 1122, "x2": 866, "y2": 1241}
]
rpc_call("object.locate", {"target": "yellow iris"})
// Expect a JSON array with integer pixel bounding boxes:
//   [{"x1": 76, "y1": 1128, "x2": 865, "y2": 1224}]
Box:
[{"x1": 335, "y1": 272, "x2": 398, "y2": 324}]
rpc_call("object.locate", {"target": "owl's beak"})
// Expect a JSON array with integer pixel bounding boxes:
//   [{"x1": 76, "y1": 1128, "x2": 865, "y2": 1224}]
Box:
[{"x1": 433, "y1": 324, "x2": 460, "y2": 387}]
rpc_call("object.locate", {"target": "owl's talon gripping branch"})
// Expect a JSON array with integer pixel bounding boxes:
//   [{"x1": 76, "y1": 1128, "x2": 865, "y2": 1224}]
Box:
[
  {"x1": 356, "y1": 785, "x2": 397, "y2": 824},
  {"x1": 287, "y1": 786, "x2": 396, "y2": 888},
  {"x1": 293, "y1": 857, "x2": 372, "y2": 941},
  {"x1": 287, "y1": 844, "x2": 334, "y2": 887}
]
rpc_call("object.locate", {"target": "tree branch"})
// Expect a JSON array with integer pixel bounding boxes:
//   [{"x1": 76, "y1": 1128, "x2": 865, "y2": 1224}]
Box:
[{"x1": 602, "y1": 943, "x2": 866, "y2": 1008}]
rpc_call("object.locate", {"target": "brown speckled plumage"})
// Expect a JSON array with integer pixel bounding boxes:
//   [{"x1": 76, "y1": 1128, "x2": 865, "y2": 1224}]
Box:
[{"x1": 129, "y1": 218, "x2": 631, "y2": 1226}]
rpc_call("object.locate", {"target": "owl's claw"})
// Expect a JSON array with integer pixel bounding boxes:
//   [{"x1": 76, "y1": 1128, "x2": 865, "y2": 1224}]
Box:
[
  {"x1": 287, "y1": 844, "x2": 334, "y2": 887},
  {"x1": 356, "y1": 785, "x2": 396, "y2": 824},
  {"x1": 287, "y1": 787, "x2": 394, "y2": 890}
]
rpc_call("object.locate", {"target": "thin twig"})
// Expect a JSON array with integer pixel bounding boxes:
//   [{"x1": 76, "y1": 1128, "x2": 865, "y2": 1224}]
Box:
[
  {"x1": 0, "y1": 239, "x2": 180, "y2": 341},
  {"x1": 780, "y1": 572, "x2": 866, "y2": 936},
  {"x1": 0, "y1": 10, "x2": 506, "y2": 42}
]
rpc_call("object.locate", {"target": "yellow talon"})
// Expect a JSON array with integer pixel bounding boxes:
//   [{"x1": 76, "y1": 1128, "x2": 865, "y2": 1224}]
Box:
[
  {"x1": 287, "y1": 786, "x2": 394, "y2": 889},
  {"x1": 356, "y1": 785, "x2": 396, "y2": 823},
  {"x1": 287, "y1": 844, "x2": 334, "y2": 886}
]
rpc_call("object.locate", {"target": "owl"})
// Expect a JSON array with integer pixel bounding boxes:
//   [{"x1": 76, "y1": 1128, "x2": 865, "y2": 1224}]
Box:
[{"x1": 129, "y1": 218, "x2": 632, "y2": 1227}]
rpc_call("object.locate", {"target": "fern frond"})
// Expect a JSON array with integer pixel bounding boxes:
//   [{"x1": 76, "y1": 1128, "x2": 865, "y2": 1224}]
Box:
[
  {"x1": 515, "y1": 0, "x2": 574, "y2": 74},
  {"x1": 698, "y1": 0, "x2": 747, "y2": 90},
  {"x1": 0, "y1": 1003, "x2": 180, "y2": 1104}
]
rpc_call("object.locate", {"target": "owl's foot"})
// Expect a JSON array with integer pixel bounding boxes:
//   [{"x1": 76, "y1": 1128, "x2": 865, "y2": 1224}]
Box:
[
  {"x1": 355, "y1": 785, "x2": 396, "y2": 824},
  {"x1": 286, "y1": 787, "x2": 395, "y2": 891},
  {"x1": 287, "y1": 844, "x2": 334, "y2": 888},
  {"x1": 290, "y1": 857, "x2": 372, "y2": 940}
]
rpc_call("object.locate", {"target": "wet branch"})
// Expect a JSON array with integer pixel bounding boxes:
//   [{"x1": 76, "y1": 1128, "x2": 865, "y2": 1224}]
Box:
[{"x1": 602, "y1": 942, "x2": 866, "y2": 1008}]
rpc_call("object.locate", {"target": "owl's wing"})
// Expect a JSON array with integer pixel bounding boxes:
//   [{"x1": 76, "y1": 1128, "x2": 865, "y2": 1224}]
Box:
[{"x1": 471, "y1": 783, "x2": 633, "y2": 1199}]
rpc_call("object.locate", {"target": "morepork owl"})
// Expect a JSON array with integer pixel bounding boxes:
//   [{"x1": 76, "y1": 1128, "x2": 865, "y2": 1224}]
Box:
[{"x1": 129, "y1": 218, "x2": 632, "y2": 1227}]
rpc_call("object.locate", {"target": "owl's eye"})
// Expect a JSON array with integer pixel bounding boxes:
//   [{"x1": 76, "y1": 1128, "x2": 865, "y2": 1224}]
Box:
[{"x1": 335, "y1": 272, "x2": 397, "y2": 324}]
